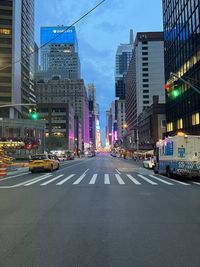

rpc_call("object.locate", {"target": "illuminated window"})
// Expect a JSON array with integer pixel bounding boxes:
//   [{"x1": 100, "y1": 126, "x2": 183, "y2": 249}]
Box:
[
  {"x1": 0, "y1": 28, "x2": 11, "y2": 35},
  {"x1": 167, "y1": 122, "x2": 173, "y2": 132},
  {"x1": 177, "y1": 118, "x2": 183, "y2": 129},
  {"x1": 192, "y1": 113, "x2": 200, "y2": 125}
]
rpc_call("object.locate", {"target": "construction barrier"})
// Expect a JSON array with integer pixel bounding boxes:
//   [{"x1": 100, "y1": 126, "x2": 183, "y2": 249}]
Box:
[{"x1": 0, "y1": 163, "x2": 6, "y2": 178}]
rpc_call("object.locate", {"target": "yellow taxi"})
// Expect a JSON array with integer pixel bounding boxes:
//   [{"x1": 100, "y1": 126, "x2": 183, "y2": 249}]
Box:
[{"x1": 29, "y1": 154, "x2": 60, "y2": 173}]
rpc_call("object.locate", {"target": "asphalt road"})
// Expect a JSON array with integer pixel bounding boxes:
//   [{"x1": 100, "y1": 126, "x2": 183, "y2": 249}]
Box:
[{"x1": 0, "y1": 153, "x2": 200, "y2": 267}]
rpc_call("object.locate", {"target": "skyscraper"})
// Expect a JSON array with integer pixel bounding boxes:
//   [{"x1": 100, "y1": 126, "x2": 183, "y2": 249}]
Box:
[
  {"x1": 115, "y1": 29, "x2": 133, "y2": 100},
  {"x1": 87, "y1": 83, "x2": 97, "y2": 148},
  {"x1": 0, "y1": 0, "x2": 35, "y2": 118},
  {"x1": 39, "y1": 26, "x2": 80, "y2": 80},
  {"x1": 125, "y1": 32, "x2": 165, "y2": 149},
  {"x1": 163, "y1": 0, "x2": 200, "y2": 135},
  {"x1": 115, "y1": 30, "x2": 133, "y2": 142}
]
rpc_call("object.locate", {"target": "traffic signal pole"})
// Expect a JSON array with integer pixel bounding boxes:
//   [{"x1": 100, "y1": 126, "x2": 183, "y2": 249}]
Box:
[
  {"x1": 0, "y1": 103, "x2": 36, "y2": 108},
  {"x1": 170, "y1": 72, "x2": 200, "y2": 95}
]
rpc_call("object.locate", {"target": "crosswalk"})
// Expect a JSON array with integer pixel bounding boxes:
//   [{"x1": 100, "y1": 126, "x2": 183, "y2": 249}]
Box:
[{"x1": 13, "y1": 172, "x2": 200, "y2": 188}]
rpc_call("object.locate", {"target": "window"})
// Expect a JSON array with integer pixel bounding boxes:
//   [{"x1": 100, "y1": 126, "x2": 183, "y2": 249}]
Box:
[
  {"x1": 143, "y1": 95, "x2": 149, "y2": 99},
  {"x1": 143, "y1": 90, "x2": 149, "y2": 93},
  {"x1": 142, "y1": 73, "x2": 149, "y2": 77},
  {"x1": 161, "y1": 119, "x2": 166, "y2": 128},
  {"x1": 177, "y1": 118, "x2": 183, "y2": 129},
  {"x1": 192, "y1": 112, "x2": 200, "y2": 125},
  {"x1": 142, "y1": 68, "x2": 148, "y2": 71},
  {"x1": 0, "y1": 28, "x2": 12, "y2": 35},
  {"x1": 142, "y1": 46, "x2": 148, "y2": 50},
  {"x1": 142, "y1": 63, "x2": 148, "y2": 66},
  {"x1": 143, "y1": 79, "x2": 149, "y2": 82},
  {"x1": 142, "y1": 57, "x2": 148, "y2": 61},
  {"x1": 143, "y1": 101, "x2": 149, "y2": 104},
  {"x1": 167, "y1": 122, "x2": 173, "y2": 132},
  {"x1": 142, "y1": 52, "x2": 148, "y2": 55},
  {"x1": 142, "y1": 41, "x2": 148, "y2": 44},
  {"x1": 143, "y1": 84, "x2": 149, "y2": 88}
]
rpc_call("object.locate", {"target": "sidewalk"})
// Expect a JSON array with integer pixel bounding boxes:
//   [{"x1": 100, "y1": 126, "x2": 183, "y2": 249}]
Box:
[{"x1": 7, "y1": 167, "x2": 29, "y2": 176}]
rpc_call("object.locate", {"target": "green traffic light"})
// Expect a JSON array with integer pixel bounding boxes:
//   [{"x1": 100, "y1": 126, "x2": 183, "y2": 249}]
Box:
[
  {"x1": 171, "y1": 89, "x2": 180, "y2": 98},
  {"x1": 31, "y1": 112, "x2": 39, "y2": 120}
]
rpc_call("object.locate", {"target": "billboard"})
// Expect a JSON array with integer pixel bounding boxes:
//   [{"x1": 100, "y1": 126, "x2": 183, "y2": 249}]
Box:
[{"x1": 40, "y1": 26, "x2": 78, "y2": 51}]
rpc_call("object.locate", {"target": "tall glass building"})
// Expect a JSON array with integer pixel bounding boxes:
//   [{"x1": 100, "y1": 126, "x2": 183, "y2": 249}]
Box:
[
  {"x1": 40, "y1": 26, "x2": 80, "y2": 79},
  {"x1": 163, "y1": 0, "x2": 200, "y2": 135},
  {"x1": 115, "y1": 30, "x2": 133, "y2": 100},
  {"x1": 0, "y1": 0, "x2": 35, "y2": 118}
]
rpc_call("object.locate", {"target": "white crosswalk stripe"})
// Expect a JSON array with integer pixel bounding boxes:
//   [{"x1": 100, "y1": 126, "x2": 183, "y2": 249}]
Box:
[
  {"x1": 149, "y1": 175, "x2": 174, "y2": 185},
  {"x1": 56, "y1": 174, "x2": 75, "y2": 185},
  {"x1": 40, "y1": 174, "x2": 64, "y2": 186},
  {"x1": 137, "y1": 174, "x2": 158, "y2": 185},
  {"x1": 115, "y1": 174, "x2": 125, "y2": 184},
  {"x1": 89, "y1": 174, "x2": 98, "y2": 184},
  {"x1": 104, "y1": 174, "x2": 110, "y2": 184},
  {"x1": 192, "y1": 181, "x2": 200, "y2": 185},
  {"x1": 126, "y1": 174, "x2": 141, "y2": 185},
  {"x1": 73, "y1": 173, "x2": 86, "y2": 185},
  {"x1": 14, "y1": 172, "x2": 198, "y2": 188},
  {"x1": 24, "y1": 174, "x2": 52, "y2": 186}
]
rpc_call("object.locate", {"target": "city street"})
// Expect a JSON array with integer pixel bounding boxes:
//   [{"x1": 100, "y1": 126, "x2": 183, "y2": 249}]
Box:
[{"x1": 0, "y1": 153, "x2": 200, "y2": 267}]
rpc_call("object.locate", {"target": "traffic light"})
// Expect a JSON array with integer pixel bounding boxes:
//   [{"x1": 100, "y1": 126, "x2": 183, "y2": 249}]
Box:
[
  {"x1": 171, "y1": 80, "x2": 180, "y2": 99},
  {"x1": 164, "y1": 80, "x2": 181, "y2": 99},
  {"x1": 29, "y1": 108, "x2": 39, "y2": 120}
]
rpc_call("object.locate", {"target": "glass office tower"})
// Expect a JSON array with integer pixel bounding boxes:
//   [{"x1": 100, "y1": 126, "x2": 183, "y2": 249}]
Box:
[
  {"x1": 40, "y1": 26, "x2": 80, "y2": 79},
  {"x1": 163, "y1": 0, "x2": 200, "y2": 135}
]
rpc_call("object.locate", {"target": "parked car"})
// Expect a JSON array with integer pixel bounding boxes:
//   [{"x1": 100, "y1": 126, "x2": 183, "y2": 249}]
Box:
[
  {"x1": 66, "y1": 151, "x2": 75, "y2": 160},
  {"x1": 29, "y1": 154, "x2": 59, "y2": 173},
  {"x1": 143, "y1": 157, "x2": 155, "y2": 169}
]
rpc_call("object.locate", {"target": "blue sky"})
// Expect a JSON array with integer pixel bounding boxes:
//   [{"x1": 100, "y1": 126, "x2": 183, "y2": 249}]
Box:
[{"x1": 35, "y1": 0, "x2": 163, "y2": 144}]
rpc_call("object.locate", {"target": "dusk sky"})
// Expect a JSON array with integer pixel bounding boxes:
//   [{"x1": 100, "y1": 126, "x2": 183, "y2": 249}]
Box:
[{"x1": 35, "y1": 0, "x2": 163, "y2": 144}]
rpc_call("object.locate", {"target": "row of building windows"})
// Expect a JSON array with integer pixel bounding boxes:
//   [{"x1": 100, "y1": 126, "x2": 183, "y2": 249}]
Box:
[
  {"x1": 0, "y1": 28, "x2": 11, "y2": 35},
  {"x1": 167, "y1": 112, "x2": 200, "y2": 132}
]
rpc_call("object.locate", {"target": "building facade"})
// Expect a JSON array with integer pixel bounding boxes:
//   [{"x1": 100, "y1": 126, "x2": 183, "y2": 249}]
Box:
[
  {"x1": 36, "y1": 77, "x2": 89, "y2": 150},
  {"x1": 125, "y1": 32, "x2": 165, "y2": 149},
  {"x1": 163, "y1": 0, "x2": 200, "y2": 135},
  {"x1": 37, "y1": 103, "x2": 74, "y2": 151},
  {"x1": 138, "y1": 96, "x2": 166, "y2": 150},
  {"x1": 0, "y1": 0, "x2": 35, "y2": 118},
  {"x1": 87, "y1": 83, "x2": 97, "y2": 149},
  {"x1": 39, "y1": 26, "x2": 80, "y2": 80},
  {"x1": 115, "y1": 30, "x2": 133, "y2": 142},
  {"x1": 115, "y1": 30, "x2": 133, "y2": 100}
]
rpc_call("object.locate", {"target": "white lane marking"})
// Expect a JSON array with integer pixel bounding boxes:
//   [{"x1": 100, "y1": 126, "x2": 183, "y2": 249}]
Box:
[
  {"x1": 115, "y1": 169, "x2": 121, "y2": 174},
  {"x1": 169, "y1": 179, "x2": 190, "y2": 186},
  {"x1": 56, "y1": 174, "x2": 75, "y2": 185},
  {"x1": 56, "y1": 161, "x2": 89, "y2": 174},
  {"x1": 10, "y1": 174, "x2": 53, "y2": 188},
  {"x1": 192, "y1": 182, "x2": 200, "y2": 185},
  {"x1": 115, "y1": 174, "x2": 125, "y2": 184},
  {"x1": 149, "y1": 175, "x2": 174, "y2": 185},
  {"x1": 84, "y1": 168, "x2": 89, "y2": 174},
  {"x1": 104, "y1": 174, "x2": 110, "y2": 184},
  {"x1": 40, "y1": 174, "x2": 64, "y2": 186},
  {"x1": 126, "y1": 174, "x2": 141, "y2": 185},
  {"x1": 24, "y1": 175, "x2": 52, "y2": 186},
  {"x1": 137, "y1": 174, "x2": 158, "y2": 185},
  {"x1": 72, "y1": 169, "x2": 89, "y2": 185},
  {"x1": 0, "y1": 172, "x2": 29, "y2": 181},
  {"x1": 73, "y1": 173, "x2": 86, "y2": 185},
  {"x1": 89, "y1": 174, "x2": 98, "y2": 184}
]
